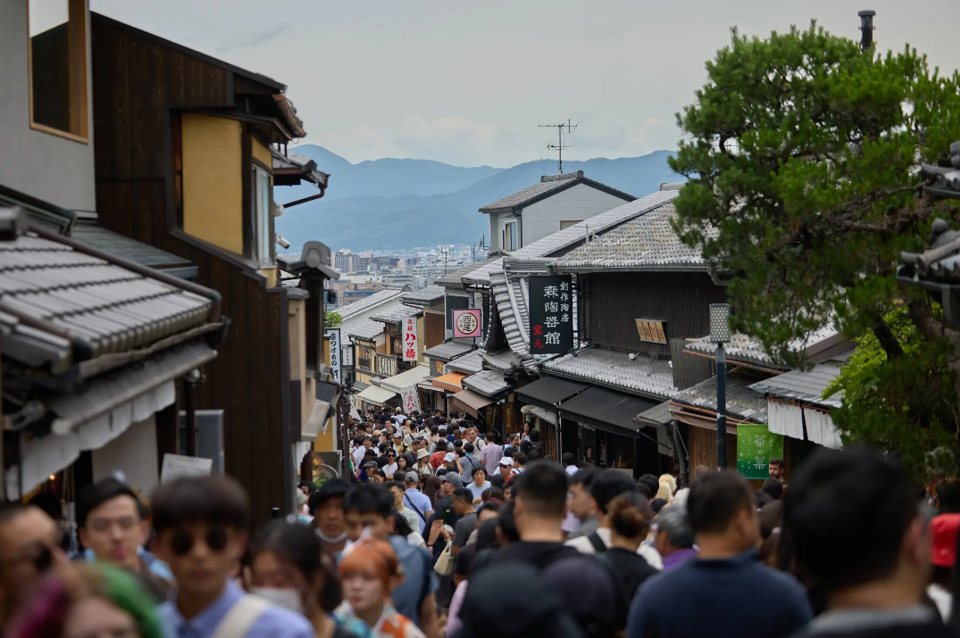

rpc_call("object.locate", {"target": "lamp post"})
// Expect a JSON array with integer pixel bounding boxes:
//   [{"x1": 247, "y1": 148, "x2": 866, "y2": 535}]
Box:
[{"x1": 709, "y1": 303, "x2": 732, "y2": 469}]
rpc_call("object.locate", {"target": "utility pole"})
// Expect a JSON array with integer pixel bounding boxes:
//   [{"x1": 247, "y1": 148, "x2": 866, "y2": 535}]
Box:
[{"x1": 539, "y1": 119, "x2": 578, "y2": 174}]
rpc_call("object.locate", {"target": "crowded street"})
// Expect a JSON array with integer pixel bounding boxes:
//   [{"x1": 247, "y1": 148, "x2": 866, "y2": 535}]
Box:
[{"x1": 2, "y1": 0, "x2": 960, "y2": 637}]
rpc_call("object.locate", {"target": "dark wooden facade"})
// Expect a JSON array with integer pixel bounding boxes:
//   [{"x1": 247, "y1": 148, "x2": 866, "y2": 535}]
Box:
[
  {"x1": 579, "y1": 272, "x2": 727, "y2": 359},
  {"x1": 90, "y1": 14, "x2": 296, "y2": 527}
]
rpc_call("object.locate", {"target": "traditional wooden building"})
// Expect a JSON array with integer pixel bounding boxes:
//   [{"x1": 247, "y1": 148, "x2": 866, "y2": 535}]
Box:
[{"x1": 89, "y1": 14, "x2": 334, "y2": 524}]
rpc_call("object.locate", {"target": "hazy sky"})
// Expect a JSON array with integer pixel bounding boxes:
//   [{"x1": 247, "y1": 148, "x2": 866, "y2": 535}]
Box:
[{"x1": 91, "y1": 0, "x2": 958, "y2": 168}]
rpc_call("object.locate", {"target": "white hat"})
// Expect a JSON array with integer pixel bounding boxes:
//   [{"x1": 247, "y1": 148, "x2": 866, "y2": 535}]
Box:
[
  {"x1": 499, "y1": 457, "x2": 514, "y2": 467},
  {"x1": 444, "y1": 452, "x2": 456, "y2": 463}
]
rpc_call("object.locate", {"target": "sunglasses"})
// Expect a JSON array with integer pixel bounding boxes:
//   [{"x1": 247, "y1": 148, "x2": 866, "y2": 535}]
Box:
[
  {"x1": 169, "y1": 527, "x2": 229, "y2": 556},
  {"x1": 0, "y1": 543, "x2": 55, "y2": 573}
]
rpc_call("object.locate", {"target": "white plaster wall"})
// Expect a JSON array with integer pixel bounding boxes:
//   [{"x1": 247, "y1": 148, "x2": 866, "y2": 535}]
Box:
[
  {"x1": 520, "y1": 184, "x2": 628, "y2": 247},
  {"x1": 0, "y1": 0, "x2": 96, "y2": 211}
]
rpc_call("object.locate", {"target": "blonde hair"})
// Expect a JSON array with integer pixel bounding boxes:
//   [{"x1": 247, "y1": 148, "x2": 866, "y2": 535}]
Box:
[{"x1": 655, "y1": 480, "x2": 674, "y2": 501}]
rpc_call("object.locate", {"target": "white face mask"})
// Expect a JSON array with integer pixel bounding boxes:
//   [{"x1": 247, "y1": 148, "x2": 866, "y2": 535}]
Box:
[{"x1": 252, "y1": 588, "x2": 303, "y2": 613}]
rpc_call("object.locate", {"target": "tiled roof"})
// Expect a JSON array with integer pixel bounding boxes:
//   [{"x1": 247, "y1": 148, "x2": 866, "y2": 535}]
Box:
[
  {"x1": 528, "y1": 405, "x2": 556, "y2": 425},
  {"x1": 401, "y1": 285, "x2": 444, "y2": 305},
  {"x1": 749, "y1": 364, "x2": 844, "y2": 408},
  {"x1": 369, "y1": 303, "x2": 421, "y2": 325},
  {"x1": 0, "y1": 225, "x2": 216, "y2": 370},
  {"x1": 436, "y1": 257, "x2": 499, "y2": 288},
  {"x1": 672, "y1": 369, "x2": 770, "y2": 423},
  {"x1": 542, "y1": 347, "x2": 677, "y2": 400},
  {"x1": 460, "y1": 190, "x2": 679, "y2": 287},
  {"x1": 553, "y1": 203, "x2": 708, "y2": 272},
  {"x1": 344, "y1": 319, "x2": 385, "y2": 341},
  {"x1": 489, "y1": 260, "x2": 555, "y2": 375},
  {"x1": 479, "y1": 171, "x2": 634, "y2": 214},
  {"x1": 445, "y1": 348, "x2": 485, "y2": 375},
  {"x1": 337, "y1": 288, "x2": 404, "y2": 319},
  {"x1": 684, "y1": 327, "x2": 840, "y2": 370},
  {"x1": 423, "y1": 340, "x2": 475, "y2": 362},
  {"x1": 71, "y1": 220, "x2": 195, "y2": 275},
  {"x1": 481, "y1": 349, "x2": 522, "y2": 374},
  {"x1": 462, "y1": 369, "x2": 512, "y2": 397}
]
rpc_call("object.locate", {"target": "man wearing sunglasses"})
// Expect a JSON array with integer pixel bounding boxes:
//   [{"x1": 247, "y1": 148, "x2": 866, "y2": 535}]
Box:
[
  {"x1": 0, "y1": 503, "x2": 66, "y2": 631},
  {"x1": 152, "y1": 475, "x2": 312, "y2": 638}
]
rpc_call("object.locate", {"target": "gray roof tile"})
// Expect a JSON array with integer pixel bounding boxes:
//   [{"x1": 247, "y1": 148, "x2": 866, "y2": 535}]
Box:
[
  {"x1": 369, "y1": 303, "x2": 421, "y2": 325},
  {"x1": 423, "y1": 340, "x2": 475, "y2": 362},
  {"x1": 684, "y1": 327, "x2": 840, "y2": 370},
  {"x1": 479, "y1": 171, "x2": 634, "y2": 213},
  {"x1": 462, "y1": 369, "x2": 512, "y2": 397},
  {"x1": 344, "y1": 319, "x2": 385, "y2": 341},
  {"x1": 436, "y1": 257, "x2": 500, "y2": 287},
  {"x1": 542, "y1": 347, "x2": 677, "y2": 400},
  {"x1": 71, "y1": 221, "x2": 194, "y2": 273},
  {"x1": 445, "y1": 348, "x2": 485, "y2": 375},
  {"x1": 336, "y1": 288, "x2": 404, "y2": 319},
  {"x1": 673, "y1": 369, "x2": 770, "y2": 423},
  {"x1": 749, "y1": 364, "x2": 844, "y2": 408},
  {"x1": 554, "y1": 204, "x2": 708, "y2": 272},
  {"x1": 401, "y1": 285, "x2": 444, "y2": 305},
  {"x1": 481, "y1": 349, "x2": 522, "y2": 374}
]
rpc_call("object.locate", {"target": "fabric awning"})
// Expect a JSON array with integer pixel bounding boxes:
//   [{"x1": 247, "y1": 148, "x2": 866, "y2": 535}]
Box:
[
  {"x1": 381, "y1": 365, "x2": 431, "y2": 393},
  {"x1": 528, "y1": 406, "x2": 557, "y2": 426},
  {"x1": 357, "y1": 385, "x2": 398, "y2": 407},
  {"x1": 448, "y1": 389, "x2": 495, "y2": 418},
  {"x1": 558, "y1": 386, "x2": 658, "y2": 438},
  {"x1": 635, "y1": 400, "x2": 675, "y2": 427},
  {"x1": 516, "y1": 375, "x2": 589, "y2": 410},
  {"x1": 433, "y1": 372, "x2": 467, "y2": 392}
]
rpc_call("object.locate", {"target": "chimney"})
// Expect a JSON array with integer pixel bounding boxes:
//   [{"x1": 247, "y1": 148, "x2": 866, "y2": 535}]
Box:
[{"x1": 858, "y1": 10, "x2": 875, "y2": 52}]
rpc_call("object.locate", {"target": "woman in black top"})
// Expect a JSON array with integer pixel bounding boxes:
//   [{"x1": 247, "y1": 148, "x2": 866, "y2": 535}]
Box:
[{"x1": 598, "y1": 492, "x2": 659, "y2": 631}]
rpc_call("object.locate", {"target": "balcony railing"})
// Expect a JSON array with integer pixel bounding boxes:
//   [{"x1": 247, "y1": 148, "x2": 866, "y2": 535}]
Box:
[{"x1": 375, "y1": 353, "x2": 399, "y2": 378}]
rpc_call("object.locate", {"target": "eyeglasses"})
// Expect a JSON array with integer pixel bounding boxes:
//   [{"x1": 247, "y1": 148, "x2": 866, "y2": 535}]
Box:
[{"x1": 169, "y1": 527, "x2": 229, "y2": 556}]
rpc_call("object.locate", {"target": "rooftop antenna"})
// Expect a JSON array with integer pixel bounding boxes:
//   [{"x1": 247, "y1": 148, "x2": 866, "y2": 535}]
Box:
[
  {"x1": 539, "y1": 119, "x2": 578, "y2": 174},
  {"x1": 858, "y1": 10, "x2": 875, "y2": 52}
]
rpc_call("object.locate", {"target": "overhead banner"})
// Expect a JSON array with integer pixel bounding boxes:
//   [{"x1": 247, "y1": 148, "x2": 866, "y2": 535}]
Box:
[
  {"x1": 453, "y1": 309, "x2": 482, "y2": 338},
  {"x1": 529, "y1": 275, "x2": 574, "y2": 354},
  {"x1": 325, "y1": 328, "x2": 342, "y2": 385},
  {"x1": 736, "y1": 424, "x2": 784, "y2": 479},
  {"x1": 400, "y1": 385, "x2": 421, "y2": 414},
  {"x1": 403, "y1": 317, "x2": 418, "y2": 362}
]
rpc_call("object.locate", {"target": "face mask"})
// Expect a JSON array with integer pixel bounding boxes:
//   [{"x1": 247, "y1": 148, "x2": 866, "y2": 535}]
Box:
[
  {"x1": 252, "y1": 587, "x2": 303, "y2": 613},
  {"x1": 317, "y1": 528, "x2": 349, "y2": 544}
]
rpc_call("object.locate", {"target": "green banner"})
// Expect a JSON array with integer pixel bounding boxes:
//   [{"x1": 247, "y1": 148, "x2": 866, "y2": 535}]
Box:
[{"x1": 736, "y1": 424, "x2": 784, "y2": 479}]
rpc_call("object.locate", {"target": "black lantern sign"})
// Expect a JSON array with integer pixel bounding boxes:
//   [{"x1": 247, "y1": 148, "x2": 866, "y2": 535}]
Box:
[{"x1": 529, "y1": 275, "x2": 574, "y2": 354}]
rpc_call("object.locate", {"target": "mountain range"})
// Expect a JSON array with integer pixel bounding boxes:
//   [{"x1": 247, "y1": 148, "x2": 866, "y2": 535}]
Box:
[{"x1": 274, "y1": 145, "x2": 683, "y2": 251}]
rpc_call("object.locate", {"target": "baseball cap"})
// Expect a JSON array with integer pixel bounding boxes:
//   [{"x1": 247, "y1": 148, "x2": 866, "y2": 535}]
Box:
[
  {"x1": 931, "y1": 514, "x2": 960, "y2": 567},
  {"x1": 444, "y1": 452, "x2": 456, "y2": 463},
  {"x1": 404, "y1": 471, "x2": 421, "y2": 483},
  {"x1": 443, "y1": 474, "x2": 464, "y2": 488},
  {"x1": 499, "y1": 457, "x2": 514, "y2": 467},
  {"x1": 307, "y1": 478, "x2": 350, "y2": 513}
]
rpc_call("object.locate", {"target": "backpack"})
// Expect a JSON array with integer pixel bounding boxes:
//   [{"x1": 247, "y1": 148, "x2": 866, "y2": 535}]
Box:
[{"x1": 587, "y1": 531, "x2": 607, "y2": 554}]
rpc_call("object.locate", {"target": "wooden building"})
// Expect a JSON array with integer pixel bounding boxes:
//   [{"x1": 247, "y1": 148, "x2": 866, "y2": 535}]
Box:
[{"x1": 89, "y1": 14, "x2": 334, "y2": 525}]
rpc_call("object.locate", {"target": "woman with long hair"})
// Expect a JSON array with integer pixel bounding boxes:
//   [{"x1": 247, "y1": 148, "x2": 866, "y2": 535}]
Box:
[
  {"x1": 337, "y1": 540, "x2": 425, "y2": 638},
  {"x1": 599, "y1": 492, "x2": 659, "y2": 633},
  {"x1": 249, "y1": 522, "x2": 372, "y2": 638}
]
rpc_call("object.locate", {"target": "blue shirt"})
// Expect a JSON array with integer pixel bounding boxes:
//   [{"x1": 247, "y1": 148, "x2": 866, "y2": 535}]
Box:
[
  {"x1": 388, "y1": 536, "x2": 438, "y2": 628},
  {"x1": 626, "y1": 549, "x2": 811, "y2": 638},
  {"x1": 157, "y1": 581, "x2": 314, "y2": 638},
  {"x1": 403, "y1": 488, "x2": 434, "y2": 534},
  {"x1": 84, "y1": 547, "x2": 174, "y2": 581}
]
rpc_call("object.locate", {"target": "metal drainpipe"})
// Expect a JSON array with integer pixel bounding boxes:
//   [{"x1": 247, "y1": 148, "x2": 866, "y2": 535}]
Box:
[{"x1": 671, "y1": 419, "x2": 689, "y2": 487}]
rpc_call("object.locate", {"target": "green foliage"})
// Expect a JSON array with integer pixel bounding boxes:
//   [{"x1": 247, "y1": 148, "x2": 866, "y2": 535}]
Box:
[
  {"x1": 670, "y1": 22, "x2": 960, "y2": 475},
  {"x1": 326, "y1": 311, "x2": 343, "y2": 328}
]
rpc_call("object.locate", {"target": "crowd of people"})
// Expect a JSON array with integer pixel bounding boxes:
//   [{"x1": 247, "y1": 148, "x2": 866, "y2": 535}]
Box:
[{"x1": 1, "y1": 404, "x2": 960, "y2": 638}]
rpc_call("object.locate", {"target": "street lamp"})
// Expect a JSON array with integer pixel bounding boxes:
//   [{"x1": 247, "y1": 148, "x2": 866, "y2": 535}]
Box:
[{"x1": 709, "y1": 303, "x2": 732, "y2": 469}]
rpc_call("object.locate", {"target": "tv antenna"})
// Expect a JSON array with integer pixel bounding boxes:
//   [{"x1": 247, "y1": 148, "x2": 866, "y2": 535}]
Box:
[{"x1": 539, "y1": 119, "x2": 578, "y2": 173}]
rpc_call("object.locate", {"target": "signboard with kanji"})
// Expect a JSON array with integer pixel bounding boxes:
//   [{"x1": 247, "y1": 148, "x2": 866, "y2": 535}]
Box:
[
  {"x1": 529, "y1": 275, "x2": 574, "y2": 354},
  {"x1": 635, "y1": 319, "x2": 667, "y2": 345},
  {"x1": 400, "y1": 385, "x2": 421, "y2": 413},
  {"x1": 736, "y1": 424, "x2": 784, "y2": 479},
  {"x1": 325, "y1": 328, "x2": 342, "y2": 385},
  {"x1": 453, "y1": 309, "x2": 482, "y2": 338},
  {"x1": 402, "y1": 317, "x2": 418, "y2": 362}
]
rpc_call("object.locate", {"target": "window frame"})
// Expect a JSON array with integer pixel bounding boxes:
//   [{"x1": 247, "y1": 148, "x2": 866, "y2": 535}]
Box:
[
  {"x1": 251, "y1": 164, "x2": 274, "y2": 265},
  {"x1": 26, "y1": 0, "x2": 89, "y2": 144},
  {"x1": 504, "y1": 220, "x2": 518, "y2": 251}
]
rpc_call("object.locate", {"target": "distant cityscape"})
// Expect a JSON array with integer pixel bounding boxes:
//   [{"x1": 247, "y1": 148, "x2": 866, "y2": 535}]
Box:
[{"x1": 320, "y1": 244, "x2": 480, "y2": 311}]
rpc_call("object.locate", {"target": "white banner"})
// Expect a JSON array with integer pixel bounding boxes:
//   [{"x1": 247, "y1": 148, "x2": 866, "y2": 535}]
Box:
[
  {"x1": 342, "y1": 343, "x2": 354, "y2": 367},
  {"x1": 400, "y1": 385, "x2": 421, "y2": 414},
  {"x1": 326, "y1": 328, "x2": 342, "y2": 385},
  {"x1": 402, "y1": 316, "x2": 418, "y2": 362}
]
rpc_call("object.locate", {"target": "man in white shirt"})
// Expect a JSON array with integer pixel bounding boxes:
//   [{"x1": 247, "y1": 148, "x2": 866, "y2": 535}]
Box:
[
  {"x1": 565, "y1": 469, "x2": 663, "y2": 569},
  {"x1": 353, "y1": 435, "x2": 372, "y2": 468},
  {"x1": 563, "y1": 452, "x2": 579, "y2": 476}
]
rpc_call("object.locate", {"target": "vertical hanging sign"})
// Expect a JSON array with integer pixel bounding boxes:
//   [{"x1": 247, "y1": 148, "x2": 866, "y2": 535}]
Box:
[
  {"x1": 326, "y1": 328, "x2": 342, "y2": 385},
  {"x1": 529, "y1": 275, "x2": 574, "y2": 354},
  {"x1": 400, "y1": 385, "x2": 421, "y2": 414},
  {"x1": 402, "y1": 317, "x2": 418, "y2": 362}
]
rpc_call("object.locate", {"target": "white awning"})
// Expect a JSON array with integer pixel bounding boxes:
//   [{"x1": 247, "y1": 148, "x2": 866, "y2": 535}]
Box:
[
  {"x1": 767, "y1": 398, "x2": 843, "y2": 449},
  {"x1": 357, "y1": 385, "x2": 398, "y2": 407},
  {"x1": 804, "y1": 407, "x2": 843, "y2": 449},
  {"x1": 380, "y1": 365, "x2": 431, "y2": 393},
  {"x1": 6, "y1": 341, "x2": 217, "y2": 500},
  {"x1": 302, "y1": 400, "x2": 333, "y2": 442},
  {"x1": 767, "y1": 399, "x2": 804, "y2": 440}
]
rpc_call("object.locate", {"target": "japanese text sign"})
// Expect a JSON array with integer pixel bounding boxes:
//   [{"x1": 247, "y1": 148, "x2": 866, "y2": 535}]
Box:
[
  {"x1": 736, "y1": 424, "x2": 784, "y2": 479},
  {"x1": 635, "y1": 319, "x2": 668, "y2": 345},
  {"x1": 403, "y1": 317, "x2": 418, "y2": 362},
  {"x1": 401, "y1": 385, "x2": 421, "y2": 414},
  {"x1": 325, "y1": 328, "x2": 342, "y2": 385},
  {"x1": 529, "y1": 275, "x2": 574, "y2": 354},
  {"x1": 453, "y1": 309, "x2": 482, "y2": 338}
]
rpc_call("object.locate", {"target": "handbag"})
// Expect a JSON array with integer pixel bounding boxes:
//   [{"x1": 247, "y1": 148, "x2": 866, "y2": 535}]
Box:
[{"x1": 433, "y1": 540, "x2": 455, "y2": 576}]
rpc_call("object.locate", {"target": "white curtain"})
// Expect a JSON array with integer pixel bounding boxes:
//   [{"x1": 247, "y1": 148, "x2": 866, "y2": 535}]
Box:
[
  {"x1": 767, "y1": 400, "x2": 804, "y2": 440},
  {"x1": 804, "y1": 407, "x2": 843, "y2": 449}
]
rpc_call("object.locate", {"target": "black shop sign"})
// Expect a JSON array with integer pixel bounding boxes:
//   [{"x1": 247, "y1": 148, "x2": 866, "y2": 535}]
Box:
[{"x1": 529, "y1": 275, "x2": 574, "y2": 354}]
